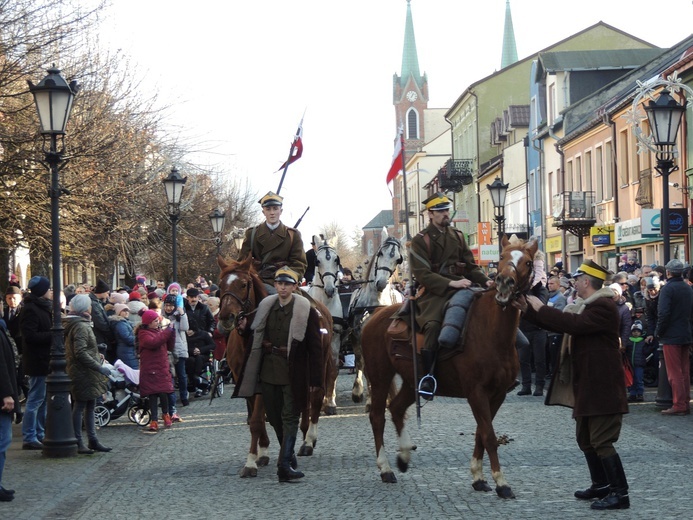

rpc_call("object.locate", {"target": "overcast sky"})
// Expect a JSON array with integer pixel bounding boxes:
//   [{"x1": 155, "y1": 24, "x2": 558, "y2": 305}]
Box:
[{"x1": 97, "y1": 0, "x2": 693, "y2": 246}]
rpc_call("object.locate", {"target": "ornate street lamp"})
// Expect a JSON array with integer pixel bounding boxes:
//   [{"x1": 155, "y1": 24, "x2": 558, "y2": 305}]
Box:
[
  {"x1": 487, "y1": 176, "x2": 509, "y2": 260},
  {"x1": 230, "y1": 226, "x2": 245, "y2": 254},
  {"x1": 644, "y1": 89, "x2": 685, "y2": 265},
  {"x1": 209, "y1": 208, "x2": 226, "y2": 256},
  {"x1": 162, "y1": 167, "x2": 187, "y2": 282},
  {"x1": 28, "y1": 65, "x2": 79, "y2": 458}
]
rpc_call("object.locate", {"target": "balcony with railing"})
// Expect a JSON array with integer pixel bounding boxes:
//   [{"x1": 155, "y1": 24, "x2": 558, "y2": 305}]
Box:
[
  {"x1": 551, "y1": 191, "x2": 596, "y2": 237},
  {"x1": 437, "y1": 158, "x2": 474, "y2": 193}
]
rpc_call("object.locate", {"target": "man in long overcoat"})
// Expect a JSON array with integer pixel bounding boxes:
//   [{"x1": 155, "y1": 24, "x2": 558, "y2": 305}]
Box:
[
  {"x1": 240, "y1": 191, "x2": 307, "y2": 289},
  {"x1": 409, "y1": 192, "x2": 490, "y2": 399},
  {"x1": 237, "y1": 267, "x2": 323, "y2": 482},
  {"x1": 517, "y1": 259, "x2": 630, "y2": 510}
]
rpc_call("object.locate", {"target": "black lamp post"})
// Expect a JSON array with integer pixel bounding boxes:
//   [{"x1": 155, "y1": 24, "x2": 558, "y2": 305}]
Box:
[
  {"x1": 644, "y1": 89, "x2": 685, "y2": 265},
  {"x1": 487, "y1": 176, "x2": 509, "y2": 260},
  {"x1": 28, "y1": 66, "x2": 79, "y2": 458},
  {"x1": 162, "y1": 167, "x2": 187, "y2": 282},
  {"x1": 209, "y1": 208, "x2": 226, "y2": 257},
  {"x1": 644, "y1": 89, "x2": 685, "y2": 409}
]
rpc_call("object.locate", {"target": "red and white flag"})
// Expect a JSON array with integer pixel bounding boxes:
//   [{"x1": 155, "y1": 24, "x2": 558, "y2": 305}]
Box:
[
  {"x1": 278, "y1": 118, "x2": 304, "y2": 171},
  {"x1": 386, "y1": 133, "x2": 403, "y2": 184}
]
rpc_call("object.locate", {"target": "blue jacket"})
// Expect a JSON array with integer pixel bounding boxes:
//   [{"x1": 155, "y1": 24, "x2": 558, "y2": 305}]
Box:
[{"x1": 655, "y1": 276, "x2": 693, "y2": 345}]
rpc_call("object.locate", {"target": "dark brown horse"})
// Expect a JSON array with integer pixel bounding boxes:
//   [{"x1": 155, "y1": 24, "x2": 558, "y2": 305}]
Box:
[
  {"x1": 217, "y1": 256, "x2": 335, "y2": 478},
  {"x1": 361, "y1": 236, "x2": 537, "y2": 498}
]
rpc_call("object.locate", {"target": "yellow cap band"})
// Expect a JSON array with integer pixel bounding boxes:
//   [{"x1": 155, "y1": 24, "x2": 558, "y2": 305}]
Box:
[
  {"x1": 578, "y1": 263, "x2": 607, "y2": 281},
  {"x1": 425, "y1": 196, "x2": 448, "y2": 209}
]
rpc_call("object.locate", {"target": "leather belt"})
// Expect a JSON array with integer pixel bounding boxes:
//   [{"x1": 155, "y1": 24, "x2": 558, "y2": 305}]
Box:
[{"x1": 263, "y1": 344, "x2": 288, "y2": 358}]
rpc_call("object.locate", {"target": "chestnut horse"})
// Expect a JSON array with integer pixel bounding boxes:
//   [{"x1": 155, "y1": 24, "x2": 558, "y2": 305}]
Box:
[
  {"x1": 217, "y1": 256, "x2": 335, "y2": 478},
  {"x1": 360, "y1": 236, "x2": 537, "y2": 498}
]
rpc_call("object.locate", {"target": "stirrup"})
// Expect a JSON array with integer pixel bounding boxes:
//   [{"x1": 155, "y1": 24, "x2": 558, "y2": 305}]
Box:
[{"x1": 418, "y1": 374, "x2": 437, "y2": 401}]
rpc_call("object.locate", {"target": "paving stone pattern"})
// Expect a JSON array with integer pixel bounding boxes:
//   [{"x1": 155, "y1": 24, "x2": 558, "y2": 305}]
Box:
[{"x1": 3, "y1": 375, "x2": 692, "y2": 519}]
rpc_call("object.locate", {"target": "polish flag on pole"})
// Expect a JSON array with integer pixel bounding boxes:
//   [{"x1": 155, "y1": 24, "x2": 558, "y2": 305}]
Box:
[
  {"x1": 278, "y1": 118, "x2": 304, "y2": 171},
  {"x1": 386, "y1": 132, "x2": 403, "y2": 184}
]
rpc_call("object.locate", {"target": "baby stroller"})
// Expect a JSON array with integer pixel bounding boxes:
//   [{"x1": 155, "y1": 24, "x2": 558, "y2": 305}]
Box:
[{"x1": 94, "y1": 360, "x2": 150, "y2": 427}]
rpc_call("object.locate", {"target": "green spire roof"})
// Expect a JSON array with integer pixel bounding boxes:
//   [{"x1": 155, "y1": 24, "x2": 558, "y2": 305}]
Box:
[
  {"x1": 500, "y1": 0, "x2": 518, "y2": 69},
  {"x1": 400, "y1": 0, "x2": 421, "y2": 88}
]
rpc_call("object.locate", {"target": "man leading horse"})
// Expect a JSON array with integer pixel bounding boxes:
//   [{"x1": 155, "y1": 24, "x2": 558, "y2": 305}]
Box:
[{"x1": 409, "y1": 193, "x2": 494, "y2": 400}]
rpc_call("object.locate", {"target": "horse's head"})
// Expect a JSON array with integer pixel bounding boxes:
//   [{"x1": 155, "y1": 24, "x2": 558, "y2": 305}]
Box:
[
  {"x1": 217, "y1": 255, "x2": 266, "y2": 331},
  {"x1": 494, "y1": 236, "x2": 538, "y2": 306},
  {"x1": 373, "y1": 229, "x2": 403, "y2": 291},
  {"x1": 314, "y1": 238, "x2": 340, "y2": 298}
]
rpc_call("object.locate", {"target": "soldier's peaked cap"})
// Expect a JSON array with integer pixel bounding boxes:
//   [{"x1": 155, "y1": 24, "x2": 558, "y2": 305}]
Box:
[
  {"x1": 572, "y1": 259, "x2": 609, "y2": 281},
  {"x1": 423, "y1": 192, "x2": 452, "y2": 211},
  {"x1": 259, "y1": 191, "x2": 283, "y2": 207},
  {"x1": 274, "y1": 267, "x2": 299, "y2": 284}
]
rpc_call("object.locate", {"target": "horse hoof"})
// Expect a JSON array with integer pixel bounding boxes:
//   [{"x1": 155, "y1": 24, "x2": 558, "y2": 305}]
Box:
[
  {"x1": 396, "y1": 455, "x2": 409, "y2": 473},
  {"x1": 257, "y1": 456, "x2": 269, "y2": 467},
  {"x1": 240, "y1": 467, "x2": 257, "y2": 478},
  {"x1": 496, "y1": 485, "x2": 515, "y2": 499},
  {"x1": 472, "y1": 480, "x2": 492, "y2": 492},
  {"x1": 298, "y1": 444, "x2": 313, "y2": 457},
  {"x1": 381, "y1": 471, "x2": 398, "y2": 483},
  {"x1": 325, "y1": 406, "x2": 337, "y2": 416}
]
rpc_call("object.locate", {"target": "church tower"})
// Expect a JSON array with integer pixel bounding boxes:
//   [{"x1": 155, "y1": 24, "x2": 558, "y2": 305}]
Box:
[
  {"x1": 393, "y1": 0, "x2": 428, "y2": 161},
  {"x1": 500, "y1": 0, "x2": 518, "y2": 69}
]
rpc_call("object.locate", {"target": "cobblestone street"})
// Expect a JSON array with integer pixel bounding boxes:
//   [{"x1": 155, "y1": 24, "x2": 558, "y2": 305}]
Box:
[{"x1": 4, "y1": 372, "x2": 692, "y2": 519}]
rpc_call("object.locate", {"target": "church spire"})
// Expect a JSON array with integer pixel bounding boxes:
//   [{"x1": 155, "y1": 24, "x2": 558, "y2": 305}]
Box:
[
  {"x1": 500, "y1": 0, "x2": 518, "y2": 69},
  {"x1": 400, "y1": 0, "x2": 421, "y2": 89}
]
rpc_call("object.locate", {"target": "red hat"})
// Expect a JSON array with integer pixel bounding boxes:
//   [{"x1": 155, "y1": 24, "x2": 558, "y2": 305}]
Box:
[
  {"x1": 147, "y1": 291, "x2": 158, "y2": 300},
  {"x1": 129, "y1": 292, "x2": 141, "y2": 301},
  {"x1": 141, "y1": 310, "x2": 160, "y2": 326}
]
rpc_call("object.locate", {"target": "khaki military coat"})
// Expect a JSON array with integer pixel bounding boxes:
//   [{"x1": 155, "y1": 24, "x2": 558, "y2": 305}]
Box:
[
  {"x1": 240, "y1": 222, "x2": 307, "y2": 284},
  {"x1": 409, "y1": 223, "x2": 489, "y2": 328}
]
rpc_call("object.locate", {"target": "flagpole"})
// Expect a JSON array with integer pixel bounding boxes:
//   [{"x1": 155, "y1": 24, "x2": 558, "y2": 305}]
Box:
[
  {"x1": 276, "y1": 142, "x2": 295, "y2": 195},
  {"x1": 396, "y1": 130, "x2": 421, "y2": 425}
]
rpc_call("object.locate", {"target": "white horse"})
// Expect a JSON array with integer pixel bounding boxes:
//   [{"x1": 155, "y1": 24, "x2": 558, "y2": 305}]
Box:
[
  {"x1": 348, "y1": 227, "x2": 404, "y2": 407},
  {"x1": 307, "y1": 235, "x2": 342, "y2": 415}
]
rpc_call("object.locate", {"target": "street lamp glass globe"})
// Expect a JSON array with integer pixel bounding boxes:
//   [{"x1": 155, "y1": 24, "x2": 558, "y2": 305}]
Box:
[
  {"x1": 209, "y1": 209, "x2": 226, "y2": 234},
  {"x1": 645, "y1": 89, "x2": 685, "y2": 147},
  {"x1": 162, "y1": 167, "x2": 187, "y2": 205},
  {"x1": 487, "y1": 176, "x2": 509, "y2": 209},
  {"x1": 28, "y1": 66, "x2": 78, "y2": 135}
]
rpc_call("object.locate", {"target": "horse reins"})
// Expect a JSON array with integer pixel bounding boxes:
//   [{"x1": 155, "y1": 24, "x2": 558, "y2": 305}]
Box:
[{"x1": 372, "y1": 238, "x2": 403, "y2": 280}]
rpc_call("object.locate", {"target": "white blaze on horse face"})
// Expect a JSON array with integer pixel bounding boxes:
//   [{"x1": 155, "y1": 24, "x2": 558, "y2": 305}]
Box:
[
  {"x1": 224, "y1": 273, "x2": 238, "y2": 287},
  {"x1": 508, "y1": 250, "x2": 524, "y2": 269}
]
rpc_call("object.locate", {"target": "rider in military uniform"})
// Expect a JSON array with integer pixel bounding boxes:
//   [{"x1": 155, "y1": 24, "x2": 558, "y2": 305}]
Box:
[
  {"x1": 237, "y1": 267, "x2": 324, "y2": 482},
  {"x1": 240, "y1": 191, "x2": 307, "y2": 292},
  {"x1": 409, "y1": 193, "x2": 492, "y2": 400}
]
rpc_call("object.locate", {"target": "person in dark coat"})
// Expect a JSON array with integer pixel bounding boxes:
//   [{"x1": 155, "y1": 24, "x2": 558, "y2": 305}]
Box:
[
  {"x1": 64, "y1": 294, "x2": 112, "y2": 454},
  {"x1": 137, "y1": 310, "x2": 175, "y2": 432},
  {"x1": 184, "y1": 288, "x2": 216, "y2": 397},
  {"x1": 3, "y1": 286, "x2": 26, "y2": 401},
  {"x1": 517, "y1": 250, "x2": 550, "y2": 397},
  {"x1": 89, "y1": 279, "x2": 116, "y2": 362},
  {"x1": 304, "y1": 238, "x2": 319, "y2": 285},
  {"x1": 0, "y1": 324, "x2": 20, "y2": 501},
  {"x1": 237, "y1": 267, "x2": 324, "y2": 482},
  {"x1": 409, "y1": 193, "x2": 491, "y2": 400},
  {"x1": 655, "y1": 259, "x2": 693, "y2": 416},
  {"x1": 516, "y1": 260, "x2": 630, "y2": 510},
  {"x1": 19, "y1": 276, "x2": 53, "y2": 450},
  {"x1": 625, "y1": 320, "x2": 647, "y2": 402}
]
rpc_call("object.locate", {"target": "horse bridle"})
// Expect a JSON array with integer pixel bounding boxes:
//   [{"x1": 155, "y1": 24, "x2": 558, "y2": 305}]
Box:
[
  {"x1": 313, "y1": 244, "x2": 340, "y2": 288},
  {"x1": 496, "y1": 251, "x2": 534, "y2": 306},
  {"x1": 372, "y1": 238, "x2": 403, "y2": 279},
  {"x1": 219, "y1": 274, "x2": 254, "y2": 326}
]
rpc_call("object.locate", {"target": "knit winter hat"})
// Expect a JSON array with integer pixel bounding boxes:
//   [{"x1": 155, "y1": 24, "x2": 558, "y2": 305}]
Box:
[
  {"x1": 113, "y1": 303, "x2": 129, "y2": 316},
  {"x1": 608, "y1": 283, "x2": 623, "y2": 296},
  {"x1": 109, "y1": 292, "x2": 128, "y2": 305},
  {"x1": 28, "y1": 276, "x2": 50, "y2": 297},
  {"x1": 129, "y1": 291, "x2": 141, "y2": 301},
  {"x1": 167, "y1": 282, "x2": 182, "y2": 294},
  {"x1": 141, "y1": 310, "x2": 160, "y2": 326},
  {"x1": 93, "y1": 279, "x2": 110, "y2": 295}
]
